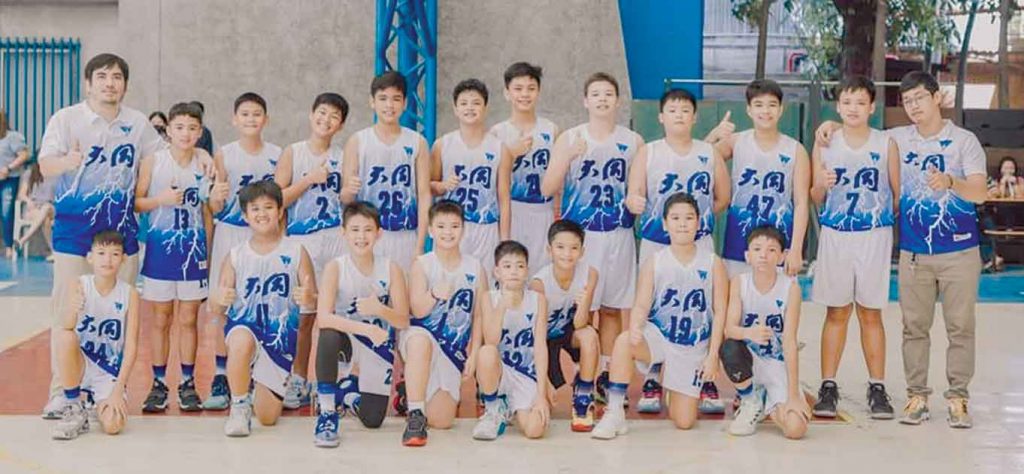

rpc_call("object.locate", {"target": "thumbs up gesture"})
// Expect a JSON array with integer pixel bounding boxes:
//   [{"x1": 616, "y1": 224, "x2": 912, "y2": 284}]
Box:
[
  {"x1": 160, "y1": 176, "x2": 185, "y2": 206},
  {"x1": 355, "y1": 289, "x2": 385, "y2": 316},
  {"x1": 66, "y1": 140, "x2": 85, "y2": 170},
  {"x1": 219, "y1": 284, "x2": 237, "y2": 308},
  {"x1": 569, "y1": 133, "x2": 587, "y2": 160},
  {"x1": 706, "y1": 111, "x2": 735, "y2": 145},
  {"x1": 294, "y1": 274, "x2": 316, "y2": 311},
  {"x1": 508, "y1": 129, "x2": 533, "y2": 157},
  {"x1": 210, "y1": 168, "x2": 230, "y2": 202},
  {"x1": 342, "y1": 175, "x2": 362, "y2": 196},
  {"x1": 308, "y1": 162, "x2": 329, "y2": 185},
  {"x1": 69, "y1": 283, "x2": 86, "y2": 317}
]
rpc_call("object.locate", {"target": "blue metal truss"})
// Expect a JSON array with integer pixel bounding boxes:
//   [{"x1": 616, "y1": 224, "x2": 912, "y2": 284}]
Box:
[{"x1": 375, "y1": 0, "x2": 437, "y2": 143}]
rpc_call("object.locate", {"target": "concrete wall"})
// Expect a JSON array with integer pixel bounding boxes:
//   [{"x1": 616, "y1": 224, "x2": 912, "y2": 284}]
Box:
[
  {"x1": 0, "y1": 1, "x2": 119, "y2": 70},
  {"x1": 112, "y1": 0, "x2": 630, "y2": 148}
]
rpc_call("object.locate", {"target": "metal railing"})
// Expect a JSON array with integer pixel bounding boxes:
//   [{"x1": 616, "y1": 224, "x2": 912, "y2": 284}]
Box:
[{"x1": 0, "y1": 37, "x2": 81, "y2": 155}]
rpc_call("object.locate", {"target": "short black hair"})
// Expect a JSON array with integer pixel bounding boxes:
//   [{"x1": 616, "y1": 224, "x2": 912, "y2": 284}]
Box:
[
  {"x1": 662, "y1": 192, "x2": 699, "y2": 220},
  {"x1": 899, "y1": 71, "x2": 940, "y2": 95},
  {"x1": 503, "y1": 62, "x2": 543, "y2": 88},
  {"x1": 584, "y1": 72, "x2": 619, "y2": 97},
  {"x1": 453, "y1": 78, "x2": 488, "y2": 105},
  {"x1": 148, "y1": 111, "x2": 167, "y2": 123},
  {"x1": 234, "y1": 92, "x2": 267, "y2": 113},
  {"x1": 239, "y1": 181, "x2": 283, "y2": 210},
  {"x1": 547, "y1": 219, "x2": 585, "y2": 245},
  {"x1": 168, "y1": 102, "x2": 204, "y2": 125},
  {"x1": 84, "y1": 53, "x2": 129, "y2": 84},
  {"x1": 312, "y1": 93, "x2": 349, "y2": 122},
  {"x1": 747, "y1": 225, "x2": 787, "y2": 248},
  {"x1": 660, "y1": 88, "x2": 698, "y2": 112},
  {"x1": 494, "y1": 240, "x2": 529, "y2": 265},
  {"x1": 92, "y1": 230, "x2": 125, "y2": 250},
  {"x1": 371, "y1": 71, "x2": 407, "y2": 97},
  {"x1": 836, "y1": 75, "x2": 876, "y2": 102},
  {"x1": 745, "y1": 79, "x2": 783, "y2": 104},
  {"x1": 343, "y1": 201, "x2": 381, "y2": 228},
  {"x1": 189, "y1": 101, "x2": 206, "y2": 114},
  {"x1": 429, "y1": 199, "x2": 464, "y2": 224}
]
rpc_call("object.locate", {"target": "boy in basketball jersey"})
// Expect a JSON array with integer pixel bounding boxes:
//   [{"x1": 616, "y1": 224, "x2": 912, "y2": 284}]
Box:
[
  {"x1": 274, "y1": 92, "x2": 349, "y2": 409},
  {"x1": 810, "y1": 76, "x2": 899, "y2": 420},
  {"x1": 51, "y1": 231, "x2": 140, "y2": 440},
  {"x1": 341, "y1": 72, "x2": 432, "y2": 270},
  {"x1": 541, "y1": 72, "x2": 644, "y2": 403},
  {"x1": 431, "y1": 79, "x2": 512, "y2": 273},
  {"x1": 472, "y1": 241, "x2": 550, "y2": 440},
  {"x1": 214, "y1": 181, "x2": 317, "y2": 437},
  {"x1": 490, "y1": 62, "x2": 560, "y2": 276},
  {"x1": 591, "y1": 193, "x2": 728, "y2": 439},
  {"x1": 400, "y1": 200, "x2": 488, "y2": 447},
  {"x1": 134, "y1": 102, "x2": 211, "y2": 413},
  {"x1": 626, "y1": 88, "x2": 730, "y2": 415},
  {"x1": 719, "y1": 226, "x2": 809, "y2": 439},
  {"x1": 204, "y1": 92, "x2": 282, "y2": 410},
  {"x1": 705, "y1": 79, "x2": 810, "y2": 278},
  {"x1": 312, "y1": 202, "x2": 410, "y2": 448},
  {"x1": 528, "y1": 219, "x2": 600, "y2": 432}
]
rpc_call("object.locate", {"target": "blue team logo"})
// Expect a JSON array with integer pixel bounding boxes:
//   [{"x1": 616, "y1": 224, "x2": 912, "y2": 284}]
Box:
[
  {"x1": 183, "y1": 187, "x2": 201, "y2": 206},
  {"x1": 603, "y1": 158, "x2": 627, "y2": 183},
  {"x1": 114, "y1": 302, "x2": 124, "y2": 312},
  {"x1": 616, "y1": 143, "x2": 628, "y2": 153},
  {"x1": 85, "y1": 143, "x2": 137, "y2": 169},
  {"x1": 775, "y1": 299, "x2": 784, "y2": 308},
  {"x1": 869, "y1": 152, "x2": 881, "y2": 162},
  {"x1": 921, "y1": 154, "x2": 945, "y2": 172},
  {"x1": 484, "y1": 152, "x2": 495, "y2": 162},
  {"x1": 279, "y1": 255, "x2": 292, "y2": 265},
  {"x1": 834, "y1": 167, "x2": 852, "y2": 186},
  {"x1": 244, "y1": 273, "x2": 290, "y2": 298},
  {"x1": 658, "y1": 173, "x2": 683, "y2": 194},
  {"x1": 403, "y1": 146, "x2": 414, "y2": 157},
  {"x1": 765, "y1": 313, "x2": 784, "y2": 332},
  {"x1": 903, "y1": 152, "x2": 918, "y2": 164},
  {"x1": 762, "y1": 171, "x2": 786, "y2": 193},
  {"x1": 449, "y1": 288, "x2": 474, "y2": 313},
  {"x1": 939, "y1": 139, "x2": 952, "y2": 149},
  {"x1": 120, "y1": 125, "x2": 132, "y2": 135},
  {"x1": 697, "y1": 270, "x2": 708, "y2": 281},
  {"x1": 269, "y1": 159, "x2": 278, "y2": 166},
  {"x1": 540, "y1": 133, "x2": 551, "y2": 143},
  {"x1": 698, "y1": 154, "x2": 710, "y2": 165},
  {"x1": 779, "y1": 154, "x2": 792, "y2": 164},
  {"x1": 193, "y1": 173, "x2": 203, "y2": 182},
  {"x1": 687, "y1": 171, "x2": 711, "y2": 196},
  {"x1": 329, "y1": 160, "x2": 339, "y2": 168},
  {"x1": 97, "y1": 318, "x2": 123, "y2": 341},
  {"x1": 466, "y1": 274, "x2": 476, "y2": 284},
  {"x1": 682, "y1": 289, "x2": 707, "y2": 312},
  {"x1": 854, "y1": 168, "x2": 880, "y2": 192},
  {"x1": 578, "y1": 160, "x2": 598, "y2": 179}
]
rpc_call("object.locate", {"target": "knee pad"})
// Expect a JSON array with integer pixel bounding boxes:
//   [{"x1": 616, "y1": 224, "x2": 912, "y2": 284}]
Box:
[
  {"x1": 719, "y1": 339, "x2": 753, "y2": 383},
  {"x1": 315, "y1": 330, "x2": 353, "y2": 382},
  {"x1": 357, "y1": 392, "x2": 389, "y2": 429}
]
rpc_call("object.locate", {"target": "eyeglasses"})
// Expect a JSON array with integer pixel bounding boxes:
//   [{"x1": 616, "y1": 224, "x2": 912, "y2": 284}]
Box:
[{"x1": 901, "y1": 92, "x2": 934, "y2": 107}]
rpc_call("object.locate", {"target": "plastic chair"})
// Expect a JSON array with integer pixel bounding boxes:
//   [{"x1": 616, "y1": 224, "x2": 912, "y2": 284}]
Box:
[{"x1": 10, "y1": 197, "x2": 31, "y2": 260}]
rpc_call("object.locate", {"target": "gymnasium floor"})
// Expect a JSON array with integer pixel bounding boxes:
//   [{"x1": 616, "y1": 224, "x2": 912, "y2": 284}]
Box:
[{"x1": 1, "y1": 259, "x2": 1022, "y2": 473}]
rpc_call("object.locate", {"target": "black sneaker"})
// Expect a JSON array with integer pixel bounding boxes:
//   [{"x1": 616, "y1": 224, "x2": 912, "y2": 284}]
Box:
[
  {"x1": 142, "y1": 379, "x2": 169, "y2": 413},
  {"x1": 813, "y1": 380, "x2": 839, "y2": 418},
  {"x1": 178, "y1": 378, "x2": 202, "y2": 412},
  {"x1": 867, "y1": 383, "x2": 895, "y2": 420},
  {"x1": 402, "y1": 409, "x2": 428, "y2": 447},
  {"x1": 595, "y1": 371, "x2": 609, "y2": 405}
]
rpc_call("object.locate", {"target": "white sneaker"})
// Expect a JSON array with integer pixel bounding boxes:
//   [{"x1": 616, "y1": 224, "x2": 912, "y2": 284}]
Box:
[
  {"x1": 51, "y1": 400, "x2": 89, "y2": 440},
  {"x1": 283, "y1": 375, "x2": 310, "y2": 410},
  {"x1": 591, "y1": 409, "x2": 629, "y2": 440},
  {"x1": 224, "y1": 399, "x2": 253, "y2": 437},
  {"x1": 729, "y1": 385, "x2": 766, "y2": 436},
  {"x1": 472, "y1": 408, "x2": 507, "y2": 441},
  {"x1": 42, "y1": 394, "x2": 67, "y2": 420}
]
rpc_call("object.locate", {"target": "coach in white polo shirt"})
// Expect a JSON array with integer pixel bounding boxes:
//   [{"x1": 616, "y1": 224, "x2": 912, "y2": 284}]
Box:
[{"x1": 37, "y1": 53, "x2": 165, "y2": 418}]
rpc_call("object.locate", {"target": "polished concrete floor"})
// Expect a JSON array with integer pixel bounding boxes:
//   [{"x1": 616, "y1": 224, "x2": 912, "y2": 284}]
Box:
[{"x1": 1, "y1": 266, "x2": 1022, "y2": 473}]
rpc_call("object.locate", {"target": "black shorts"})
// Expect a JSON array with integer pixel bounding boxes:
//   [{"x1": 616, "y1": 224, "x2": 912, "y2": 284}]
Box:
[{"x1": 546, "y1": 326, "x2": 581, "y2": 389}]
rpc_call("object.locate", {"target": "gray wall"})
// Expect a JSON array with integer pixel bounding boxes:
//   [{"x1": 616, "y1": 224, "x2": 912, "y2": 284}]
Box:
[
  {"x1": 0, "y1": 1, "x2": 119, "y2": 78},
  {"x1": 112, "y1": 0, "x2": 630, "y2": 148}
]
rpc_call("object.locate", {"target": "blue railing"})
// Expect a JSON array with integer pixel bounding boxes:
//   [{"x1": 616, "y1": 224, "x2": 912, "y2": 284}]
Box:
[
  {"x1": 0, "y1": 37, "x2": 81, "y2": 155},
  {"x1": 375, "y1": 0, "x2": 437, "y2": 143}
]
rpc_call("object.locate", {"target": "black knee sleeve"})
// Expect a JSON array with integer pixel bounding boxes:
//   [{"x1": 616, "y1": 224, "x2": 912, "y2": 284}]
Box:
[
  {"x1": 357, "y1": 392, "x2": 389, "y2": 428},
  {"x1": 315, "y1": 329, "x2": 352, "y2": 384},
  {"x1": 719, "y1": 339, "x2": 753, "y2": 383}
]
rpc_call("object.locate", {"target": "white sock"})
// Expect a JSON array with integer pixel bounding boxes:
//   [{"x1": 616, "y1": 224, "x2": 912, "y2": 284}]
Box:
[{"x1": 408, "y1": 401, "x2": 425, "y2": 413}]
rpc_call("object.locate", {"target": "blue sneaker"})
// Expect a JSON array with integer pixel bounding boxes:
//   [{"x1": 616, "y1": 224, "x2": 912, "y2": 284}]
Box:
[
  {"x1": 202, "y1": 374, "x2": 230, "y2": 410},
  {"x1": 336, "y1": 375, "x2": 361, "y2": 416},
  {"x1": 314, "y1": 411, "x2": 340, "y2": 448},
  {"x1": 571, "y1": 392, "x2": 595, "y2": 432}
]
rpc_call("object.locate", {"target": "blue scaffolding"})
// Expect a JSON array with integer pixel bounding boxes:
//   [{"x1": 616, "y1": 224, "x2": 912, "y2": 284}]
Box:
[{"x1": 375, "y1": 0, "x2": 437, "y2": 143}]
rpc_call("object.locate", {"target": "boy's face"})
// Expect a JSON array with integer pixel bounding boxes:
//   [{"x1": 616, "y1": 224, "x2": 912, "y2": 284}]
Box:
[
  {"x1": 504, "y1": 76, "x2": 540, "y2": 113},
  {"x1": 583, "y1": 81, "x2": 619, "y2": 119},
  {"x1": 659, "y1": 99, "x2": 696, "y2": 137},
  {"x1": 837, "y1": 89, "x2": 874, "y2": 128},
  {"x1": 310, "y1": 103, "x2": 344, "y2": 139},
  {"x1": 548, "y1": 232, "x2": 583, "y2": 271},
  {"x1": 242, "y1": 196, "x2": 284, "y2": 235},
  {"x1": 371, "y1": 87, "x2": 407, "y2": 125},
  {"x1": 428, "y1": 213, "x2": 464, "y2": 250},
  {"x1": 233, "y1": 101, "x2": 268, "y2": 137},
  {"x1": 167, "y1": 115, "x2": 203, "y2": 151},
  {"x1": 86, "y1": 64, "x2": 126, "y2": 106},
  {"x1": 664, "y1": 202, "x2": 699, "y2": 244},
  {"x1": 900, "y1": 85, "x2": 941, "y2": 125},
  {"x1": 494, "y1": 253, "x2": 529, "y2": 290},
  {"x1": 454, "y1": 90, "x2": 487, "y2": 126},
  {"x1": 343, "y1": 214, "x2": 381, "y2": 256},
  {"x1": 87, "y1": 242, "x2": 125, "y2": 278},
  {"x1": 744, "y1": 235, "x2": 785, "y2": 271},
  {"x1": 746, "y1": 94, "x2": 782, "y2": 130}
]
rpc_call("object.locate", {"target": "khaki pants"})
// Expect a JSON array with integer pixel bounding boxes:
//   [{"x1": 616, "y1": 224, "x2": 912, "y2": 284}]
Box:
[
  {"x1": 898, "y1": 247, "x2": 981, "y2": 400},
  {"x1": 49, "y1": 251, "x2": 139, "y2": 399}
]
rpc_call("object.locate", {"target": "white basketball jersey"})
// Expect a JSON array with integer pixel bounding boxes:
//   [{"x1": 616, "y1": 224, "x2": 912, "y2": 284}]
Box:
[
  {"x1": 739, "y1": 270, "x2": 793, "y2": 362},
  {"x1": 560, "y1": 124, "x2": 639, "y2": 232},
  {"x1": 440, "y1": 131, "x2": 503, "y2": 225},
  {"x1": 491, "y1": 117, "x2": 556, "y2": 206},
  {"x1": 356, "y1": 126, "x2": 423, "y2": 232},
  {"x1": 819, "y1": 129, "x2": 894, "y2": 231},
  {"x1": 639, "y1": 139, "x2": 717, "y2": 245},
  {"x1": 492, "y1": 289, "x2": 541, "y2": 380},
  {"x1": 141, "y1": 149, "x2": 209, "y2": 281},
  {"x1": 647, "y1": 248, "x2": 714, "y2": 347},
  {"x1": 411, "y1": 252, "x2": 482, "y2": 371},
  {"x1": 286, "y1": 141, "x2": 343, "y2": 235},
  {"x1": 534, "y1": 263, "x2": 590, "y2": 339},
  {"x1": 76, "y1": 275, "x2": 132, "y2": 377},
  {"x1": 333, "y1": 254, "x2": 395, "y2": 363},
  {"x1": 215, "y1": 140, "x2": 281, "y2": 227}
]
